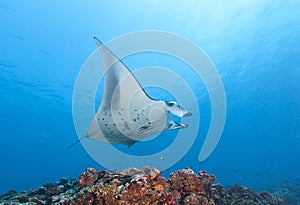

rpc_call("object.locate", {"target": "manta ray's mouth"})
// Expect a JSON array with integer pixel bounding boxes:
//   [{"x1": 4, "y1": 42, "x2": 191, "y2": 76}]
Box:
[{"x1": 183, "y1": 112, "x2": 192, "y2": 117}]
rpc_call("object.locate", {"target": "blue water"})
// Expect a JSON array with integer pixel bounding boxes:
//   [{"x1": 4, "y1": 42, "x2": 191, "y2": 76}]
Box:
[{"x1": 0, "y1": 0, "x2": 299, "y2": 194}]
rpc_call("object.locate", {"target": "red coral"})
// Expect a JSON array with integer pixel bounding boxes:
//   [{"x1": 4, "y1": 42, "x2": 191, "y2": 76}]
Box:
[
  {"x1": 184, "y1": 193, "x2": 201, "y2": 205},
  {"x1": 169, "y1": 168, "x2": 204, "y2": 194},
  {"x1": 76, "y1": 190, "x2": 96, "y2": 205},
  {"x1": 121, "y1": 167, "x2": 142, "y2": 176},
  {"x1": 199, "y1": 171, "x2": 215, "y2": 185},
  {"x1": 0, "y1": 166, "x2": 285, "y2": 205},
  {"x1": 143, "y1": 166, "x2": 161, "y2": 180},
  {"x1": 184, "y1": 194, "x2": 215, "y2": 205},
  {"x1": 78, "y1": 168, "x2": 100, "y2": 187}
]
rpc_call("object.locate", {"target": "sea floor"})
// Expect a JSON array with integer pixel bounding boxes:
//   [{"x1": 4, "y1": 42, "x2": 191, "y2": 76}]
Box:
[{"x1": 0, "y1": 167, "x2": 299, "y2": 205}]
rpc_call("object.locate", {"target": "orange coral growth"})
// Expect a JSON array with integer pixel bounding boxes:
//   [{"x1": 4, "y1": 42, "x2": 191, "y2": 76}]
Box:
[{"x1": 152, "y1": 184, "x2": 165, "y2": 191}]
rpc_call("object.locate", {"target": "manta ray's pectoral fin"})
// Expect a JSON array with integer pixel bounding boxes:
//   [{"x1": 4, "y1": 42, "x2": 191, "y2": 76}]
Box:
[
  {"x1": 166, "y1": 119, "x2": 188, "y2": 130},
  {"x1": 165, "y1": 101, "x2": 192, "y2": 117}
]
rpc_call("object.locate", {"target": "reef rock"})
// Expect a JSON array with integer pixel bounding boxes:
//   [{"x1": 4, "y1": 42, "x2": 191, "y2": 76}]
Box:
[{"x1": 0, "y1": 167, "x2": 291, "y2": 204}]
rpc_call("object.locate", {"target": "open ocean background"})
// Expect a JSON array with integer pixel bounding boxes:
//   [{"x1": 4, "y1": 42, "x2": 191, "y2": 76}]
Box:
[{"x1": 0, "y1": 0, "x2": 299, "y2": 194}]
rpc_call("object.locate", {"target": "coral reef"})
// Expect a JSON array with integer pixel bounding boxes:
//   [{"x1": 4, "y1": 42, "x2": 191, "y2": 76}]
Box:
[
  {"x1": 0, "y1": 177, "x2": 79, "y2": 205},
  {"x1": 0, "y1": 166, "x2": 295, "y2": 205}
]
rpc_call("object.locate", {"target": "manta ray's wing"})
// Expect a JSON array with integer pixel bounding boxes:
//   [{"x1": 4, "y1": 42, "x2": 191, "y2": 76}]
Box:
[
  {"x1": 86, "y1": 38, "x2": 156, "y2": 144},
  {"x1": 94, "y1": 37, "x2": 152, "y2": 109},
  {"x1": 67, "y1": 38, "x2": 192, "y2": 148}
]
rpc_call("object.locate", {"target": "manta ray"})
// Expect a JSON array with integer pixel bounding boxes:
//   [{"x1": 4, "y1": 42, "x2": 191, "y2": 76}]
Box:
[{"x1": 71, "y1": 37, "x2": 192, "y2": 148}]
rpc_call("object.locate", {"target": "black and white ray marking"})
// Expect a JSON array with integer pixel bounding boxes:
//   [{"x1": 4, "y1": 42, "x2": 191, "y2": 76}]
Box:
[{"x1": 85, "y1": 37, "x2": 192, "y2": 146}]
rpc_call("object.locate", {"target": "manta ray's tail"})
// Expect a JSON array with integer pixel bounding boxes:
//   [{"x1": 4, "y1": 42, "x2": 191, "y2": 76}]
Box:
[{"x1": 67, "y1": 135, "x2": 87, "y2": 149}]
